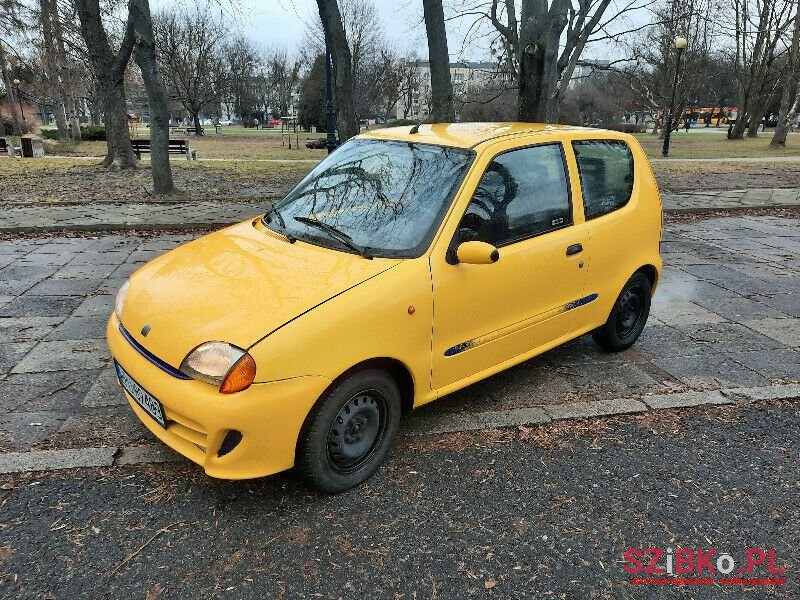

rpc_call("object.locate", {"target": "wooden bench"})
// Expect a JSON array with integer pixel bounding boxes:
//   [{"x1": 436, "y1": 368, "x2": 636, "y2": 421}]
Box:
[
  {"x1": 0, "y1": 137, "x2": 21, "y2": 158},
  {"x1": 169, "y1": 126, "x2": 204, "y2": 136},
  {"x1": 131, "y1": 138, "x2": 197, "y2": 160}
]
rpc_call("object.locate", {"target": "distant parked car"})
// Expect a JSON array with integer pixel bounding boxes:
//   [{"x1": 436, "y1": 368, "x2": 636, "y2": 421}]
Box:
[{"x1": 108, "y1": 123, "x2": 663, "y2": 493}]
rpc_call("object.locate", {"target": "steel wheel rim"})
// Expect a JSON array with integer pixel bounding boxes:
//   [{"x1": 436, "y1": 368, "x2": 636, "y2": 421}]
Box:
[
  {"x1": 616, "y1": 287, "x2": 644, "y2": 339},
  {"x1": 327, "y1": 389, "x2": 387, "y2": 474}
]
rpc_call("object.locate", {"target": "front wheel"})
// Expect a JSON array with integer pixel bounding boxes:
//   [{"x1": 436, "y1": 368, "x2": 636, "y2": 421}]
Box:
[
  {"x1": 592, "y1": 272, "x2": 652, "y2": 352},
  {"x1": 297, "y1": 369, "x2": 401, "y2": 493}
]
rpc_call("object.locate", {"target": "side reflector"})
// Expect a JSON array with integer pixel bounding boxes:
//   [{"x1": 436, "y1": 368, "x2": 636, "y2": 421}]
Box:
[{"x1": 219, "y1": 353, "x2": 257, "y2": 394}]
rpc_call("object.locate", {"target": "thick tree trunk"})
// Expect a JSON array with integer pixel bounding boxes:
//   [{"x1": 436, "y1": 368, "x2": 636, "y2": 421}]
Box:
[
  {"x1": 316, "y1": 0, "x2": 359, "y2": 141},
  {"x1": 191, "y1": 112, "x2": 203, "y2": 136},
  {"x1": 517, "y1": 5, "x2": 564, "y2": 122},
  {"x1": 422, "y1": 0, "x2": 454, "y2": 122},
  {"x1": 129, "y1": 0, "x2": 176, "y2": 194},
  {"x1": 39, "y1": 0, "x2": 71, "y2": 141},
  {"x1": 75, "y1": 0, "x2": 138, "y2": 169},
  {"x1": 53, "y1": 103, "x2": 70, "y2": 141}
]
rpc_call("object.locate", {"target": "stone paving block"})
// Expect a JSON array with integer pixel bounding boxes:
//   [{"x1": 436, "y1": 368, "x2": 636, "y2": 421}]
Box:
[
  {"x1": 692, "y1": 297, "x2": 791, "y2": 321},
  {"x1": 628, "y1": 325, "x2": 698, "y2": 359},
  {"x1": 0, "y1": 341, "x2": 36, "y2": 374},
  {"x1": 743, "y1": 318, "x2": 800, "y2": 347},
  {"x1": 0, "y1": 295, "x2": 84, "y2": 318},
  {"x1": 723, "y1": 348, "x2": 800, "y2": 382},
  {"x1": 406, "y1": 406, "x2": 551, "y2": 436},
  {"x1": 0, "y1": 411, "x2": 69, "y2": 451},
  {"x1": 675, "y1": 322, "x2": 786, "y2": 353},
  {"x1": 53, "y1": 263, "x2": 119, "y2": 280},
  {"x1": 82, "y1": 364, "x2": 126, "y2": 407},
  {"x1": 11, "y1": 339, "x2": 109, "y2": 373},
  {"x1": 643, "y1": 390, "x2": 731, "y2": 410},
  {"x1": 71, "y1": 294, "x2": 115, "y2": 318},
  {"x1": 0, "y1": 447, "x2": 117, "y2": 474},
  {"x1": 0, "y1": 316, "x2": 64, "y2": 342},
  {"x1": 649, "y1": 301, "x2": 728, "y2": 326},
  {"x1": 26, "y1": 278, "x2": 104, "y2": 297},
  {"x1": 760, "y1": 294, "x2": 800, "y2": 319},
  {"x1": 115, "y1": 444, "x2": 182, "y2": 465},
  {"x1": 650, "y1": 350, "x2": 769, "y2": 389},
  {"x1": 3, "y1": 369, "x2": 100, "y2": 412},
  {"x1": 723, "y1": 383, "x2": 800, "y2": 401},
  {"x1": 545, "y1": 398, "x2": 647, "y2": 420},
  {"x1": 46, "y1": 315, "x2": 108, "y2": 341}
]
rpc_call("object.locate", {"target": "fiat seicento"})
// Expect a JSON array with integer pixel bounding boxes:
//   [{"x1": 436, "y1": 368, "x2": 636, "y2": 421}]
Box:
[{"x1": 108, "y1": 123, "x2": 662, "y2": 492}]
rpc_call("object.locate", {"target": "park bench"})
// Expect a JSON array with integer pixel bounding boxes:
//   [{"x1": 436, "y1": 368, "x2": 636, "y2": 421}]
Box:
[
  {"x1": 131, "y1": 138, "x2": 197, "y2": 161},
  {"x1": 0, "y1": 137, "x2": 18, "y2": 157}
]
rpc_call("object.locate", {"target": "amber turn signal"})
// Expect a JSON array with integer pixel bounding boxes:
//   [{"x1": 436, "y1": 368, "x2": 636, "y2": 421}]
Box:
[{"x1": 220, "y1": 353, "x2": 257, "y2": 394}]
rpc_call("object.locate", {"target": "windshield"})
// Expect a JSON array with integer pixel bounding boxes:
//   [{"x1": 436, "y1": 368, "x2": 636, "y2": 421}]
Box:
[{"x1": 267, "y1": 139, "x2": 474, "y2": 258}]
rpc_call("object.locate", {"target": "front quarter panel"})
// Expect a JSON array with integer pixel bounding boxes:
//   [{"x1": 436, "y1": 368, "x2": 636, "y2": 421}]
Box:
[{"x1": 248, "y1": 258, "x2": 435, "y2": 405}]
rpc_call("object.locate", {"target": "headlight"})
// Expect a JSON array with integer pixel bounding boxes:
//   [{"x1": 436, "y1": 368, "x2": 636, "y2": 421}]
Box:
[
  {"x1": 115, "y1": 280, "x2": 130, "y2": 321},
  {"x1": 180, "y1": 342, "x2": 257, "y2": 394}
]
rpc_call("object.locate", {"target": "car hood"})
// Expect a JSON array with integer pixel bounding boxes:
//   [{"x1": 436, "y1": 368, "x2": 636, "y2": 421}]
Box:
[{"x1": 121, "y1": 219, "x2": 399, "y2": 368}]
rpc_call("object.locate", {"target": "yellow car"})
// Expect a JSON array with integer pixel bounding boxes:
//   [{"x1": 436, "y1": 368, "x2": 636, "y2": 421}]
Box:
[{"x1": 108, "y1": 123, "x2": 662, "y2": 492}]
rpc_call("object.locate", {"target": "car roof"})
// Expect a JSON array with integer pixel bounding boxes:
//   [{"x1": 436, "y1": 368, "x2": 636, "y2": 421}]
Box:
[{"x1": 358, "y1": 122, "x2": 607, "y2": 149}]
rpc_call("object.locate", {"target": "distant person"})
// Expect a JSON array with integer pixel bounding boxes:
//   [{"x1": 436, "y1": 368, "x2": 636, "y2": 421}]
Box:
[
  {"x1": 684, "y1": 119, "x2": 691, "y2": 133},
  {"x1": 254, "y1": 117, "x2": 260, "y2": 130}
]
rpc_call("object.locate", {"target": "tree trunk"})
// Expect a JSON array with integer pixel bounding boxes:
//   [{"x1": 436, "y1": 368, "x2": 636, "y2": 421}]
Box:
[
  {"x1": 68, "y1": 97, "x2": 82, "y2": 141},
  {"x1": 517, "y1": 3, "x2": 564, "y2": 122},
  {"x1": 0, "y1": 44, "x2": 25, "y2": 135},
  {"x1": 422, "y1": 0, "x2": 454, "y2": 122},
  {"x1": 75, "y1": 0, "x2": 138, "y2": 169},
  {"x1": 192, "y1": 112, "x2": 203, "y2": 136},
  {"x1": 129, "y1": 0, "x2": 176, "y2": 194},
  {"x1": 772, "y1": 0, "x2": 800, "y2": 146},
  {"x1": 316, "y1": 0, "x2": 359, "y2": 141}
]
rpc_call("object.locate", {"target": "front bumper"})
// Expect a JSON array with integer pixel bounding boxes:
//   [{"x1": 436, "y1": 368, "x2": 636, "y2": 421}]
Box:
[{"x1": 107, "y1": 315, "x2": 331, "y2": 479}]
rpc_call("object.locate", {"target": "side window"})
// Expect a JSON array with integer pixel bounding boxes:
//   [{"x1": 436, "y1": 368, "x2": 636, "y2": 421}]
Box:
[
  {"x1": 573, "y1": 140, "x2": 634, "y2": 220},
  {"x1": 457, "y1": 144, "x2": 571, "y2": 247}
]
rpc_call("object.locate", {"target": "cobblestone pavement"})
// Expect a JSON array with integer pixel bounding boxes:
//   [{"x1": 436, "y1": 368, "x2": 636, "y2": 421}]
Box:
[
  {"x1": 2, "y1": 189, "x2": 800, "y2": 232},
  {"x1": 0, "y1": 215, "x2": 797, "y2": 457}
]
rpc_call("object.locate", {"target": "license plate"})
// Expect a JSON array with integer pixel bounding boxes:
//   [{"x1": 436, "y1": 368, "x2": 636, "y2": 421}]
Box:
[{"x1": 115, "y1": 362, "x2": 166, "y2": 428}]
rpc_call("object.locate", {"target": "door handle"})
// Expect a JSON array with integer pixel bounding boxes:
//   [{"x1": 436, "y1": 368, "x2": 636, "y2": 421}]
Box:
[{"x1": 566, "y1": 243, "x2": 583, "y2": 256}]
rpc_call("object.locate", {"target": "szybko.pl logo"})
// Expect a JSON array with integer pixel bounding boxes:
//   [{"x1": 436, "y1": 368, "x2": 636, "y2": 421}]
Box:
[{"x1": 624, "y1": 547, "x2": 786, "y2": 586}]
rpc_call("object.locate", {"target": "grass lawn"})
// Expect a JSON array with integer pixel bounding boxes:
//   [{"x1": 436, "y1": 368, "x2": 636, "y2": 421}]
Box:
[
  {"x1": 42, "y1": 130, "x2": 327, "y2": 161},
  {"x1": 636, "y1": 130, "x2": 800, "y2": 158},
  {"x1": 0, "y1": 158, "x2": 313, "y2": 206}
]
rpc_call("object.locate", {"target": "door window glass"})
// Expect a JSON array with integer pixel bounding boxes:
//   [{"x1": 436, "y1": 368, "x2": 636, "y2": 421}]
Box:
[
  {"x1": 572, "y1": 140, "x2": 634, "y2": 220},
  {"x1": 458, "y1": 144, "x2": 572, "y2": 246}
]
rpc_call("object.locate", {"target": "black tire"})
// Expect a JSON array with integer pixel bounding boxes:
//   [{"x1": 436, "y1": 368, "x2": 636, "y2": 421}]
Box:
[
  {"x1": 297, "y1": 369, "x2": 401, "y2": 493},
  {"x1": 592, "y1": 272, "x2": 652, "y2": 352}
]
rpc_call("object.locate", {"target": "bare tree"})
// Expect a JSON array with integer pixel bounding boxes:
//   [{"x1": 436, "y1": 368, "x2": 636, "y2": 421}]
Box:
[
  {"x1": 154, "y1": 4, "x2": 228, "y2": 135},
  {"x1": 423, "y1": 0, "x2": 454, "y2": 121},
  {"x1": 316, "y1": 0, "x2": 359, "y2": 141},
  {"x1": 223, "y1": 35, "x2": 258, "y2": 121},
  {"x1": 129, "y1": 0, "x2": 175, "y2": 194},
  {"x1": 75, "y1": 0, "x2": 138, "y2": 169},
  {"x1": 771, "y1": 0, "x2": 800, "y2": 145},
  {"x1": 728, "y1": 0, "x2": 793, "y2": 138},
  {"x1": 266, "y1": 48, "x2": 301, "y2": 117}
]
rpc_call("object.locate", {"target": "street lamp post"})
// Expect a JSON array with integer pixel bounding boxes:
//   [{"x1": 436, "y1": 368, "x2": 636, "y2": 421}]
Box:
[
  {"x1": 662, "y1": 36, "x2": 688, "y2": 157},
  {"x1": 324, "y1": 42, "x2": 337, "y2": 154},
  {"x1": 12, "y1": 78, "x2": 25, "y2": 123}
]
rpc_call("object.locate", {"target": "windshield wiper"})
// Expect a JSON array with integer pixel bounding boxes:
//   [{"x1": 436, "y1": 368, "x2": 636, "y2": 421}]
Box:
[
  {"x1": 262, "y1": 206, "x2": 296, "y2": 243},
  {"x1": 294, "y1": 215, "x2": 373, "y2": 259}
]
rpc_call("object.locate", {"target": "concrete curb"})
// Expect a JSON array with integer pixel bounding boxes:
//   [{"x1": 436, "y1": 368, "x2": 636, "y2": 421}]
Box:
[{"x1": 0, "y1": 384, "x2": 797, "y2": 476}]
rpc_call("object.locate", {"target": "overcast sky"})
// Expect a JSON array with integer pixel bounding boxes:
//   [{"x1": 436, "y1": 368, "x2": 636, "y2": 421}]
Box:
[{"x1": 153, "y1": 0, "x2": 644, "y2": 63}]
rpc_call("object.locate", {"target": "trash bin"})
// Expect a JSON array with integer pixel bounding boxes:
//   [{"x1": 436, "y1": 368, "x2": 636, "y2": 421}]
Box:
[
  {"x1": 21, "y1": 136, "x2": 33, "y2": 158},
  {"x1": 215, "y1": 124, "x2": 222, "y2": 135},
  {"x1": 31, "y1": 137, "x2": 44, "y2": 157}
]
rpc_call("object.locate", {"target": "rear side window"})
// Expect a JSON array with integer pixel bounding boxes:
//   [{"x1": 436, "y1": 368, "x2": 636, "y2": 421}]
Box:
[
  {"x1": 458, "y1": 143, "x2": 572, "y2": 247},
  {"x1": 572, "y1": 140, "x2": 634, "y2": 220}
]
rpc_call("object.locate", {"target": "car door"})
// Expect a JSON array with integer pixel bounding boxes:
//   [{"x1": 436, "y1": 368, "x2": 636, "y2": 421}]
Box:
[{"x1": 431, "y1": 140, "x2": 590, "y2": 391}]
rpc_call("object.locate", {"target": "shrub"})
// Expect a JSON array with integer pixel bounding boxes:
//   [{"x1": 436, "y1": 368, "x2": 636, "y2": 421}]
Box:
[
  {"x1": 38, "y1": 126, "x2": 107, "y2": 141},
  {"x1": 607, "y1": 123, "x2": 647, "y2": 134}
]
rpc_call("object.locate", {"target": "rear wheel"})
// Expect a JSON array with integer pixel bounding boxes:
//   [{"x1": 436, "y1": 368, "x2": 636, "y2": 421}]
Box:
[
  {"x1": 297, "y1": 369, "x2": 401, "y2": 493},
  {"x1": 592, "y1": 272, "x2": 652, "y2": 352}
]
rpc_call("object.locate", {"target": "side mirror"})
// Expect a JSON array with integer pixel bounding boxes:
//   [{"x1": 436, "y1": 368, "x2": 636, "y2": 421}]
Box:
[{"x1": 455, "y1": 241, "x2": 500, "y2": 265}]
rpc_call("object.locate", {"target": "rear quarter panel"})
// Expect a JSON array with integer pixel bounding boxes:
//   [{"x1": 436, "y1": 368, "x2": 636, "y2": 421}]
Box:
[{"x1": 563, "y1": 131, "x2": 663, "y2": 329}]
